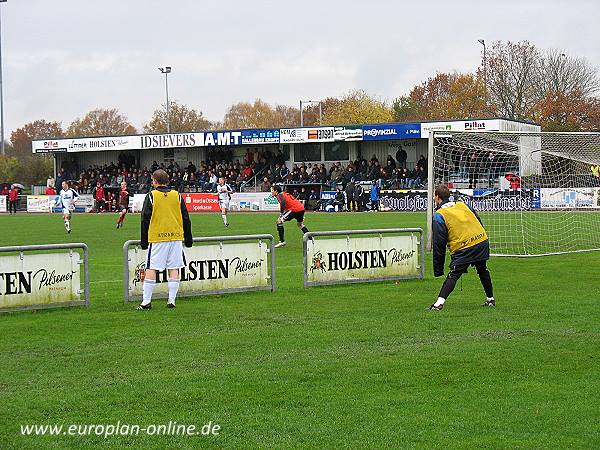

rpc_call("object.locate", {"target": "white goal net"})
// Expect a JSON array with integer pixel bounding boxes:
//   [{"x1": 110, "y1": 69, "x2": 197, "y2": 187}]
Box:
[{"x1": 428, "y1": 131, "x2": 600, "y2": 256}]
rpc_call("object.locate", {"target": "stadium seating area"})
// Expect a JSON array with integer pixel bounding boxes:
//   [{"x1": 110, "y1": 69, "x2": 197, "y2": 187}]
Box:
[{"x1": 56, "y1": 152, "x2": 429, "y2": 196}]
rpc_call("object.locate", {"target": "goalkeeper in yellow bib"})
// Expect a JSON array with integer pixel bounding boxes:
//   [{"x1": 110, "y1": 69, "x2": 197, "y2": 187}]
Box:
[
  {"x1": 138, "y1": 169, "x2": 193, "y2": 310},
  {"x1": 430, "y1": 185, "x2": 495, "y2": 311}
]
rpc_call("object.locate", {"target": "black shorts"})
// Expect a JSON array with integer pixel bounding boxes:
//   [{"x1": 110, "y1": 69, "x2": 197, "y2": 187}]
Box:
[
  {"x1": 281, "y1": 210, "x2": 305, "y2": 223},
  {"x1": 119, "y1": 204, "x2": 128, "y2": 211},
  {"x1": 449, "y1": 260, "x2": 488, "y2": 275}
]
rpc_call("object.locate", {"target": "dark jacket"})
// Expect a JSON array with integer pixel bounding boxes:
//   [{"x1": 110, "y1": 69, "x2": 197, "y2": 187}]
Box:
[
  {"x1": 140, "y1": 185, "x2": 193, "y2": 250},
  {"x1": 432, "y1": 200, "x2": 489, "y2": 276}
]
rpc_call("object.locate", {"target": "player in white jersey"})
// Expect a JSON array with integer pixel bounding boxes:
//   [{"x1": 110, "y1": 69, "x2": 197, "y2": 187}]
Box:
[
  {"x1": 59, "y1": 181, "x2": 79, "y2": 233},
  {"x1": 216, "y1": 177, "x2": 232, "y2": 227}
]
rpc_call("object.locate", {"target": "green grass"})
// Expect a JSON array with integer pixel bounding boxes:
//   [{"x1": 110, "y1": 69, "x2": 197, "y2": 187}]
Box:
[{"x1": 0, "y1": 211, "x2": 599, "y2": 449}]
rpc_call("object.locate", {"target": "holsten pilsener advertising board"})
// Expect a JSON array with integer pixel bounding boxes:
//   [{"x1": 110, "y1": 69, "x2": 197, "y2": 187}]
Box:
[
  {"x1": 305, "y1": 234, "x2": 420, "y2": 286},
  {"x1": 0, "y1": 252, "x2": 81, "y2": 310},
  {"x1": 127, "y1": 242, "x2": 270, "y2": 299}
]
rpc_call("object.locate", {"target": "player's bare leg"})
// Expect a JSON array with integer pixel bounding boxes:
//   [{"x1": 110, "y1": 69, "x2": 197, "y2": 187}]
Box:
[
  {"x1": 63, "y1": 212, "x2": 71, "y2": 233},
  {"x1": 117, "y1": 208, "x2": 127, "y2": 228},
  {"x1": 221, "y1": 206, "x2": 229, "y2": 227}
]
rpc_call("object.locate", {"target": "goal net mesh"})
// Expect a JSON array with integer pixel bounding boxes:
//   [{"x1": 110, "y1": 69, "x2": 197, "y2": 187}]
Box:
[{"x1": 430, "y1": 131, "x2": 600, "y2": 256}]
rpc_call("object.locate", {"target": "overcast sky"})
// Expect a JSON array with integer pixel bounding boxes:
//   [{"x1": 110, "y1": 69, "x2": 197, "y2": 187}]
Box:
[{"x1": 1, "y1": 0, "x2": 598, "y2": 137}]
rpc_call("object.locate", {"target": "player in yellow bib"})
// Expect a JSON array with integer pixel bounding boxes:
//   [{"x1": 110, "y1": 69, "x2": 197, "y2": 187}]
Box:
[
  {"x1": 430, "y1": 184, "x2": 495, "y2": 311},
  {"x1": 138, "y1": 169, "x2": 193, "y2": 310}
]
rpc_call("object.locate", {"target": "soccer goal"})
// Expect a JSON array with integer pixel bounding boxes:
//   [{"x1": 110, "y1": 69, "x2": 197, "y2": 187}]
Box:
[{"x1": 427, "y1": 130, "x2": 600, "y2": 257}]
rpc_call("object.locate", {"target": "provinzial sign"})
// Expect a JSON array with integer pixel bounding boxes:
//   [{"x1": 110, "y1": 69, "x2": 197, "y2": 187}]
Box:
[
  {"x1": 304, "y1": 231, "x2": 422, "y2": 286},
  {"x1": 0, "y1": 252, "x2": 81, "y2": 310},
  {"x1": 127, "y1": 241, "x2": 271, "y2": 299},
  {"x1": 362, "y1": 123, "x2": 421, "y2": 140}
]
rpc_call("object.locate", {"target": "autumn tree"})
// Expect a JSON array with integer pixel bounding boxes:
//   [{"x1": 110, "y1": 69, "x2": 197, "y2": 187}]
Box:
[
  {"x1": 392, "y1": 73, "x2": 487, "y2": 122},
  {"x1": 485, "y1": 40, "x2": 544, "y2": 120},
  {"x1": 10, "y1": 120, "x2": 64, "y2": 160},
  {"x1": 223, "y1": 99, "x2": 276, "y2": 129},
  {"x1": 322, "y1": 89, "x2": 392, "y2": 125},
  {"x1": 531, "y1": 49, "x2": 600, "y2": 130},
  {"x1": 539, "y1": 49, "x2": 599, "y2": 98},
  {"x1": 273, "y1": 104, "x2": 301, "y2": 128},
  {"x1": 533, "y1": 89, "x2": 600, "y2": 131},
  {"x1": 144, "y1": 101, "x2": 212, "y2": 133},
  {"x1": 391, "y1": 96, "x2": 423, "y2": 122},
  {"x1": 0, "y1": 156, "x2": 21, "y2": 183},
  {"x1": 67, "y1": 108, "x2": 137, "y2": 137},
  {"x1": 7, "y1": 120, "x2": 61, "y2": 184}
]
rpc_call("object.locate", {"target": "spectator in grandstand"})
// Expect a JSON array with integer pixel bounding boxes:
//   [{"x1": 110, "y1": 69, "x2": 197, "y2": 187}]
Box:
[
  {"x1": 386, "y1": 155, "x2": 396, "y2": 173},
  {"x1": 505, "y1": 172, "x2": 521, "y2": 189},
  {"x1": 368, "y1": 161, "x2": 382, "y2": 181},
  {"x1": 299, "y1": 166, "x2": 309, "y2": 183},
  {"x1": 271, "y1": 185, "x2": 309, "y2": 248},
  {"x1": 279, "y1": 163, "x2": 290, "y2": 182},
  {"x1": 329, "y1": 163, "x2": 343, "y2": 185},
  {"x1": 412, "y1": 165, "x2": 425, "y2": 188},
  {"x1": 45, "y1": 185, "x2": 57, "y2": 196},
  {"x1": 260, "y1": 177, "x2": 271, "y2": 192},
  {"x1": 468, "y1": 150, "x2": 479, "y2": 188},
  {"x1": 207, "y1": 171, "x2": 218, "y2": 192},
  {"x1": 138, "y1": 169, "x2": 193, "y2": 310},
  {"x1": 396, "y1": 147, "x2": 407, "y2": 169},
  {"x1": 47, "y1": 175, "x2": 55, "y2": 189},
  {"x1": 8, "y1": 184, "x2": 19, "y2": 214},
  {"x1": 430, "y1": 184, "x2": 495, "y2": 311}
]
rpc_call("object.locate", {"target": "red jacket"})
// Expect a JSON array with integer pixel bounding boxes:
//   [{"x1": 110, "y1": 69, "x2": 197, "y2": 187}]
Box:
[
  {"x1": 95, "y1": 186, "x2": 105, "y2": 201},
  {"x1": 8, "y1": 188, "x2": 18, "y2": 201}
]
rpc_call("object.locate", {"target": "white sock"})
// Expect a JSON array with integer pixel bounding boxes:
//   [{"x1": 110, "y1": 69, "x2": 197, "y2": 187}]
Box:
[
  {"x1": 487, "y1": 297, "x2": 495, "y2": 301},
  {"x1": 222, "y1": 214, "x2": 228, "y2": 225},
  {"x1": 142, "y1": 279, "x2": 156, "y2": 305},
  {"x1": 167, "y1": 278, "x2": 179, "y2": 304},
  {"x1": 434, "y1": 297, "x2": 446, "y2": 307},
  {"x1": 64, "y1": 220, "x2": 70, "y2": 230}
]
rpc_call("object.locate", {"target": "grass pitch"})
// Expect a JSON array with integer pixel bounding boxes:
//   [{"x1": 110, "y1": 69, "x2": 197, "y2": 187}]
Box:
[{"x1": 0, "y1": 211, "x2": 599, "y2": 449}]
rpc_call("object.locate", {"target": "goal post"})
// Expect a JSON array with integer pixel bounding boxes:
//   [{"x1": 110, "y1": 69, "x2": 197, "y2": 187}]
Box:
[{"x1": 428, "y1": 130, "x2": 600, "y2": 256}]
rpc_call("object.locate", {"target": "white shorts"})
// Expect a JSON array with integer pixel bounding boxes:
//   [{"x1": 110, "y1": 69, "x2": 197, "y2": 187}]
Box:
[
  {"x1": 219, "y1": 199, "x2": 230, "y2": 210},
  {"x1": 146, "y1": 241, "x2": 186, "y2": 270},
  {"x1": 62, "y1": 208, "x2": 73, "y2": 216}
]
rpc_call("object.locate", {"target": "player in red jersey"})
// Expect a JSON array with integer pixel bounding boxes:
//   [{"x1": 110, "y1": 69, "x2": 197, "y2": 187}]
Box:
[
  {"x1": 271, "y1": 185, "x2": 309, "y2": 248},
  {"x1": 116, "y1": 181, "x2": 130, "y2": 228}
]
